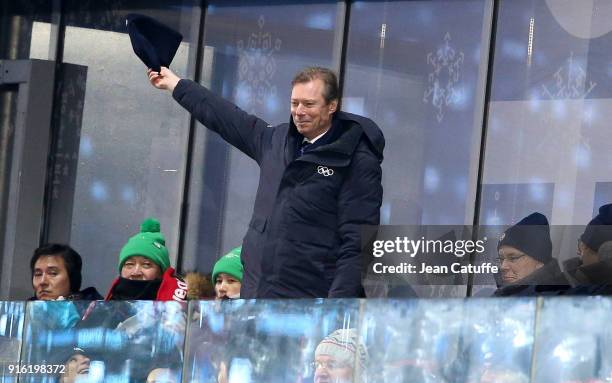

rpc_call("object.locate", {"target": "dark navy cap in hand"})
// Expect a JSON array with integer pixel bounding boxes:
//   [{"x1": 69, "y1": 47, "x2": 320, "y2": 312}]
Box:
[{"x1": 126, "y1": 13, "x2": 183, "y2": 73}]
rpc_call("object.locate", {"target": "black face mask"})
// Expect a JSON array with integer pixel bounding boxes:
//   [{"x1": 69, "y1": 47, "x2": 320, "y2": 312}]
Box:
[{"x1": 111, "y1": 277, "x2": 162, "y2": 300}]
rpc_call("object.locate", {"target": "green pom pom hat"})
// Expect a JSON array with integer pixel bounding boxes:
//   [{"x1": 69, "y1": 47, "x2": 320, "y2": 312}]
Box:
[
  {"x1": 118, "y1": 217, "x2": 170, "y2": 272},
  {"x1": 212, "y1": 246, "x2": 243, "y2": 283}
]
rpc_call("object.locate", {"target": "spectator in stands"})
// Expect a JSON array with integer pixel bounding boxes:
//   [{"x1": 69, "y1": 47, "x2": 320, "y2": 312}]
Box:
[
  {"x1": 313, "y1": 328, "x2": 367, "y2": 383},
  {"x1": 59, "y1": 347, "x2": 91, "y2": 383},
  {"x1": 564, "y1": 204, "x2": 612, "y2": 295},
  {"x1": 105, "y1": 218, "x2": 187, "y2": 301},
  {"x1": 212, "y1": 247, "x2": 243, "y2": 300},
  {"x1": 30, "y1": 244, "x2": 102, "y2": 301},
  {"x1": 146, "y1": 367, "x2": 179, "y2": 383},
  {"x1": 494, "y1": 212, "x2": 570, "y2": 296}
]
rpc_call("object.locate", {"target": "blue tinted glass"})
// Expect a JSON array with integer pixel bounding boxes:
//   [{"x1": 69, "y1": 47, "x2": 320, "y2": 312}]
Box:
[
  {"x1": 533, "y1": 297, "x2": 612, "y2": 381},
  {"x1": 184, "y1": 299, "x2": 361, "y2": 382},
  {"x1": 361, "y1": 299, "x2": 464, "y2": 382},
  {"x1": 344, "y1": 0, "x2": 492, "y2": 225},
  {"x1": 55, "y1": 0, "x2": 200, "y2": 294},
  {"x1": 461, "y1": 299, "x2": 535, "y2": 381},
  {"x1": 482, "y1": 1, "x2": 612, "y2": 229},
  {"x1": 0, "y1": 302, "x2": 25, "y2": 382},
  {"x1": 21, "y1": 300, "x2": 186, "y2": 382}
]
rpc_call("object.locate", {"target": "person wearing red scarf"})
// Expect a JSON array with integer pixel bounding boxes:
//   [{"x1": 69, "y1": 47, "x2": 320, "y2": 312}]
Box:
[{"x1": 106, "y1": 218, "x2": 187, "y2": 301}]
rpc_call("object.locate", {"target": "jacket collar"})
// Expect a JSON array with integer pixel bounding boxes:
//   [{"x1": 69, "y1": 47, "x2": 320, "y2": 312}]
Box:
[{"x1": 285, "y1": 111, "x2": 380, "y2": 167}]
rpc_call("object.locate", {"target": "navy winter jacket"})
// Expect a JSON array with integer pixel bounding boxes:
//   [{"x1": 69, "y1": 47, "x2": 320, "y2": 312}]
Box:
[{"x1": 173, "y1": 79, "x2": 384, "y2": 298}]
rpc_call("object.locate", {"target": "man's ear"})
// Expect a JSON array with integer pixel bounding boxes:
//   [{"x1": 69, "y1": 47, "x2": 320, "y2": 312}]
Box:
[{"x1": 329, "y1": 99, "x2": 338, "y2": 114}]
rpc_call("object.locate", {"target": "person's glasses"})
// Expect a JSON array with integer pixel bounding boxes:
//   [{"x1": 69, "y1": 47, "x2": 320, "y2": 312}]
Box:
[
  {"x1": 311, "y1": 360, "x2": 348, "y2": 370},
  {"x1": 496, "y1": 254, "x2": 526, "y2": 264}
]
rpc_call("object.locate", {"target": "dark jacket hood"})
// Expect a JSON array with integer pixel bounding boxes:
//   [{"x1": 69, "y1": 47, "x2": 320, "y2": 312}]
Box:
[{"x1": 288, "y1": 111, "x2": 385, "y2": 162}]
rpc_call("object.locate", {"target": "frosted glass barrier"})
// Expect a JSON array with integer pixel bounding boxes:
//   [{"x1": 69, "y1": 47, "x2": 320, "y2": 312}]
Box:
[
  {"x1": 360, "y1": 299, "x2": 534, "y2": 382},
  {"x1": 184, "y1": 299, "x2": 360, "y2": 382},
  {"x1": 460, "y1": 299, "x2": 535, "y2": 382},
  {"x1": 343, "y1": 0, "x2": 492, "y2": 226},
  {"x1": 0, "y1": 302, "x2": 25, "y2": 382},
  {"x1": 20, "y1": 300, "x2": 187, "y2": 383},
  {"x1": 481, "y1": 0, "x2": 612, "y2": 226},
  {"x1": 360, "y1": 299, "x2": 465, "y2": 382},
  {"x1": 183, "y1": 0, "x2": 344, "y2": 272},
  {"x1": 532, "y1": 297, "x2": 612, "y2": 382},
  {"x1": 57, "y1": 0, "x2": 199, "y2": 294}
]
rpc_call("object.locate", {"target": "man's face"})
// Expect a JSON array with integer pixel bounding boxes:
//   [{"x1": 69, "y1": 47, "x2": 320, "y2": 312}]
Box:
[
  {"x1": 291, "y1": 79, "x2": 337, "y2": 140},
  {"x1": 577, "y1": 240, "x2": 599, "y2": 266},
  {"x1": 32, "y1": 255, "x2": 71, "y2": 300},
  {"x1": 313, "y1": 355, "x2": 353, "y2": 383},
  {"x1": 147, "y1": 368, "x2": 178, "y2": 383},
  {"x1": 120, "y1": 256, "x2": 162, "y2": 281},
  {"x1": 498, "y1": 245, "x2": 543, "y2": 284},
  {"x1": 61, "y1": 353, "x2": 90, "y2": 383},
  {"x1": 215, "y1": 273, "x2": 241, "y2": 300}
]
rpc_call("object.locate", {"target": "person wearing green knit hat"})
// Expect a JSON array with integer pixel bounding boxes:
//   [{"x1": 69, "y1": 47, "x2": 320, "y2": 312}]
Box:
[
  {"x1": 212, "y1": 246, "x2": 243, "y2": 300},
  {"x1": 106, "y1": 218, "x2": 188, "y2": 301}
]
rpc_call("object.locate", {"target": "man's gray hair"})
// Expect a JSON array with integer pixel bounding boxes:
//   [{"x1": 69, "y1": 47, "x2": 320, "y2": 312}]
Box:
[{"x1": 291, "y1": 67, "x2": 339, "y2": 104}]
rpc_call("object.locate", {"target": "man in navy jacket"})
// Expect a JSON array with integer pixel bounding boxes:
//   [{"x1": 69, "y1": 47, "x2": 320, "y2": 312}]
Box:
[{"x1": 148, "y1": 66, "x2": 384, "y2": 298}]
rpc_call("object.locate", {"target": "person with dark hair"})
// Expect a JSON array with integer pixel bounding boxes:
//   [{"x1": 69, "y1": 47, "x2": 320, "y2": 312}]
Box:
[
  {"x1": 564, "y1": 204, "x2": 612, "y2": 295},
  {"x1": 30, "y1": 244, "x2": 102, "y2": 300},
  {"x1": 58, "y1": 347, "x2": 91, "y2": 383},
  {"x1": 493, "y1": 212, "x2": 570, "y2": 296},
  {"x1": 146, "y1": 65, "x2": 384, "y2": 299}
]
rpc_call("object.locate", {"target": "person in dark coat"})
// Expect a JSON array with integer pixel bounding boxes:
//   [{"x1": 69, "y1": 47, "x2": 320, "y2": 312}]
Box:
[
  {"x1": 147, "y1": 66, "x2": 384, "y2": 298},
  {"x1": 494, "y1": 212, "x2": 570, "y2": 296},
  {"x1": 564, "y1": 204, "x2": 612, "y2": 295},
  {"x1": 30, "y1": 243, "x2": 102, "y2": 301}
]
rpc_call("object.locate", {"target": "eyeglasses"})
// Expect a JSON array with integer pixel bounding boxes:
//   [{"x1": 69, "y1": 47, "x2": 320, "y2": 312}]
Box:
[
  {"x1": 496, "y1": 254, "x2": 526, "y2": 264},
  {"x1": 311, "y1": 360, "x2": 349, "y2": 370}
]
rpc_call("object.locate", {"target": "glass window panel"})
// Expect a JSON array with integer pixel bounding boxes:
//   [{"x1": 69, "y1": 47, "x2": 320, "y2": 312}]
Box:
[
  {"x1": 55, "y1": 1, "x2": 199, "y2": 293},
  {"x1": 480, "y1": 1, "x2": 612, "y2": 292},
  {"x1": 0, "y1": 301, "x2": 25, "y2": 381},
  {"x1": 182, "y1": 1, "x2": 344, "y2": 271},
  {"x1": 460, "y1": 299, "x2": 535, "y2": 381},
  {"x1": 360, "y1": 299, "x2": 464, "y2": 382},
  {"x1": 482, "y1": 0, "x2": 612, "y2": 227},
  {"x1": 21, "y1": 300, "x2": 187, "y2": 382},
  {"x1": 532, "y1": 297, "x2": 612, "y2": 381},
  {"x1": 343, "y1": 0, "x2": 492, "y2": 226},
  {"x1": 184, "y1": 299, "x2": 361, "y2": 382}
]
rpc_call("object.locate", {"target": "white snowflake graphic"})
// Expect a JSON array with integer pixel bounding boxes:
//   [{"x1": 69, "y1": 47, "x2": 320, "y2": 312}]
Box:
[
  {"x1": 423, "y1": 32, "x2": 465, "y2": 123},
  {"x1": 236, "y1": 15, "x2": 282, "y2": 112},
  {"x1": 542, "y1": 52, "x2": 596, "y2": 99}
]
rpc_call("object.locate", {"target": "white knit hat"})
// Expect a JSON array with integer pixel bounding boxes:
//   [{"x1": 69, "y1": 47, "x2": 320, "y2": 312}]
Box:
[{"x1": 315, "y1": 328, "x2": 368, "y2": 372}]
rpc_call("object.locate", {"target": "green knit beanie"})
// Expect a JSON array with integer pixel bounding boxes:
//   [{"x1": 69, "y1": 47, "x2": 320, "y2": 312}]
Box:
[
  {"x1": 212, "y1": 246, "x2": 243, "y2": 283},
  {"x1": 118, "y1": 218, "x2": 170, "y2": 272}
]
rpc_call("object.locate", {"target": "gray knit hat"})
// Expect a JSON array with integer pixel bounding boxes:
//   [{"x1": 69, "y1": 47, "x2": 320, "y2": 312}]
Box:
[{"x1": 315, "y1": 328, "x2": 367, "y2": 373}]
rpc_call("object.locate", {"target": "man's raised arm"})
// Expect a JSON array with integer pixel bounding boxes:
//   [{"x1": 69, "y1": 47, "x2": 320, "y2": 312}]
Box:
[{"x1": 148, "y1": 67, "x2": 269, "y2": 163}]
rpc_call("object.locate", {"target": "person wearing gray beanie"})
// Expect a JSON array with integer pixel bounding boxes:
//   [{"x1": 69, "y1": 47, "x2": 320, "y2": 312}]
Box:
[{"x1": 313, "y1": 328, "x2": 367, "y2": 383}]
